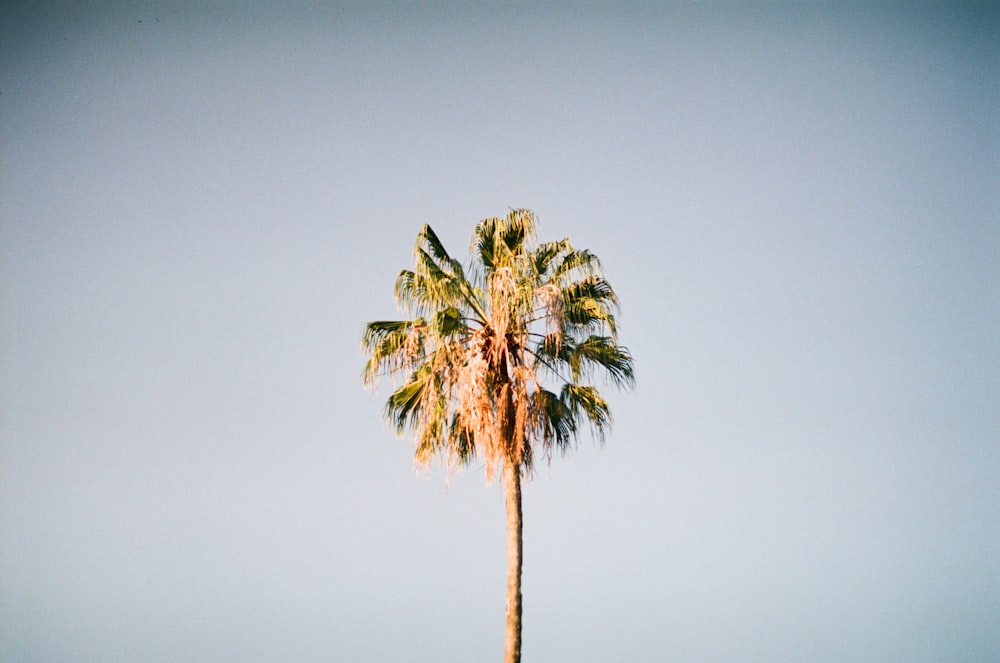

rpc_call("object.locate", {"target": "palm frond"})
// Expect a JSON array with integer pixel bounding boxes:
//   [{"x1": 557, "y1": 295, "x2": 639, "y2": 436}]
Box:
[
  {"x1": 531, "y1": 239, "x2": 570, "y2": 277},
  {"x1": 403, "y1": 246, "x2": 487, "y2": 322},
  {"x1": 414, "y1": 378, "x2": 450, "y2": 467},
  {"x1": 561, "y1": 383, "x2": 612, "y2": 441},
  {"x1": 473, "y1": 210, "x2": 537, "y2": 280},
  {"x1": 561, "y1": 276, "x2": 619, "y2": 335},
  {"x1": 385, "y1": 365, "x2": 433, "y2": 435},
  {"x1": 434, "y1": 306, "x2": 465, "y2": 338},
  {"x1": 417, "y1": 224, "x2": 482, "y2": 310},
  {"x1": 472, "y1": 216, "x2": 501, "y2": 278},
  {"x1": 530, "y1": 388, "x2": 575, "y2": 451},
  {"x1": 362, "y1": 318, "x2": 426, "y2": 384},
  {"x1": 570, "y1": 335, "x2": 635, "y2": 387},
  {"x1": 449, "y1": 413, "x2": 477, "y2": 466},
  {"x1": 548, "y1": 246, "x2": 602, "y2": 284},
  {"x1": 417, "y1": 224, "x2": 453, "y2": 267},
  {"x1": 394, "y1": 269, "x2": 418, "y2": 307},
  {"x1": 415, "y1": 248, "x2": 462, "y2": 302},
  {"x1": 500, "y1": 209, "x2": 535, "y2": 256},
  {"x1": 532, "y1": 334, "x2": 633, "y2": 387}
]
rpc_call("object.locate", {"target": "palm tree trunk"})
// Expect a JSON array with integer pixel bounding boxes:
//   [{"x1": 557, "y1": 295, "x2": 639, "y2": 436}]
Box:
[{"x1": 503, "y1": 465, "x2": 523, "y2": 663}]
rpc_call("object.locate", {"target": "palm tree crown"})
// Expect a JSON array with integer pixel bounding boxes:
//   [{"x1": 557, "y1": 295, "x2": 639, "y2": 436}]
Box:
[{"x1": 362, "y1": 209, "x2": 634, "y2": 480}]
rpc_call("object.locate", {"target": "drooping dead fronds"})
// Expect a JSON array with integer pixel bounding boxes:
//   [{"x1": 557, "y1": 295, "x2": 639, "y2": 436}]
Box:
[{"x1": 534, "y1": 282, "x2": 564, "y2": 354}]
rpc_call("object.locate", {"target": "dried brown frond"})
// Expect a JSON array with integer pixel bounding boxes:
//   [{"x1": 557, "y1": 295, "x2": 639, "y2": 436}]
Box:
[
  {"x1": 489, "y1": 266, "x2": 516, "y2": 336},
  {"x1": 534, "y1": 283, "x2": 564, "y2": 353}
]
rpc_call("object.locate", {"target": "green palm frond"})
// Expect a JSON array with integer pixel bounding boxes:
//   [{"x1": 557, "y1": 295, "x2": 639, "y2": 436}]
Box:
[
  {"x1": 414, "y1": 248, "x2": 464, "y2": 306},
  {"x1": 472, "y1": 209, "x2": 537, "y2": 281},
  {"x1": 414, "y1": 378, "x2": 451, "y2": 465},
  {"x1": 362, "y1": 319, "x2": 419, "y2": 351},
  {"x1": 417, "y1": 224, "x2": 454, "y2": 267},
  {"x1": 563, "y1": 275, "x2": 619, "y2": 308},
  {"x1": 561, "y1": 384, "x2": 612, "y2": 441},
  {"x1": 561, "y1": 277, "x2": 619, "y2": 335},
  {"x1": 472, "y1": 216, "x2": 501, "y2": 276},
  {"x1": 535, "y1": 334, "x2": 635, "y2": 388},
  {"x1": 385, "y1": 365, "x2": 433, "y2": 435},
  {"x1": 499, "y1": 209, "x2": 534, "y2": 256},
  {"x1": 434, "y1": 306, "x2": 465, "y2": 337},
  {"x1": 394, "y1": 269, "x2": 418, "y2": 306},
  {"x1": 568, "y1": 335, "x2": 634, "y2": 387},
  {"x1": 547, "y1": 247, "x2": 602, "y2": 285},
  {"x1": 362, "y1": 318, "x2": 426, "y2": 384},
  {"x1": 530, "y1": 239, "x2": 571, "y2": 277},
  {"x1": 418, "y1": 225, "x2": 475, "y2": 302},
  {"x1": 530, "y1": 388, "x2": 575, "y2": 451},
  {"x1": 403, "y1": 226, "x2": 488, "y2": 322}
]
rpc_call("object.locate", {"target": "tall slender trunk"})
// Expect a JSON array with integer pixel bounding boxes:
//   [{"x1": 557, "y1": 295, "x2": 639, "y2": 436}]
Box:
[{"x1": 503, "y1": 466, "x2": 523, "y2": 663}]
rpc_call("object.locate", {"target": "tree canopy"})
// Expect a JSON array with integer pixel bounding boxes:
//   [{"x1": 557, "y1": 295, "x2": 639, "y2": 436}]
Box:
[{"x1": 362, "y1": 209, "x2": 634, "y2": 481}]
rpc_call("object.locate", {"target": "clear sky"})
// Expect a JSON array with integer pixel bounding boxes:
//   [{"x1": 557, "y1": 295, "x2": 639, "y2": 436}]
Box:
[{"x1": 2, "y1": 2, "x2": 998, "y2": 661}]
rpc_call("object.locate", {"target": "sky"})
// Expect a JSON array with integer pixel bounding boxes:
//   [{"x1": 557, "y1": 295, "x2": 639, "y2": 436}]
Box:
[{"x1": 1, "y1": 2, "x2": 998, "y2": 661}]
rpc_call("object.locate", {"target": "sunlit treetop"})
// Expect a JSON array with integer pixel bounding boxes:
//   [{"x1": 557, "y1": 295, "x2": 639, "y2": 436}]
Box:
[{"x1": 363, "y1": 209, "x2": 634, "y2": 481}]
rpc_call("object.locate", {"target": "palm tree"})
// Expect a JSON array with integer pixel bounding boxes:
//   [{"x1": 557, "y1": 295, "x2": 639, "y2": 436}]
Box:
[{"x1": 362, "y1": 210, "x2": 634, "y2": 663}]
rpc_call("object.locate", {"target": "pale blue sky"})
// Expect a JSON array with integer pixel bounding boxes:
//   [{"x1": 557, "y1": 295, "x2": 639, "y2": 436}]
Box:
[{"x1": 2, "y1": 2, "x2": 998, "y2": 661}]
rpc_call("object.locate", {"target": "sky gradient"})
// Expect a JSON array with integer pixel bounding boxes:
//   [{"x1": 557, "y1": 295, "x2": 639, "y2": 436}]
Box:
[{"x1": 2, "y1": 2, "x2": 998, "y2": 661}]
